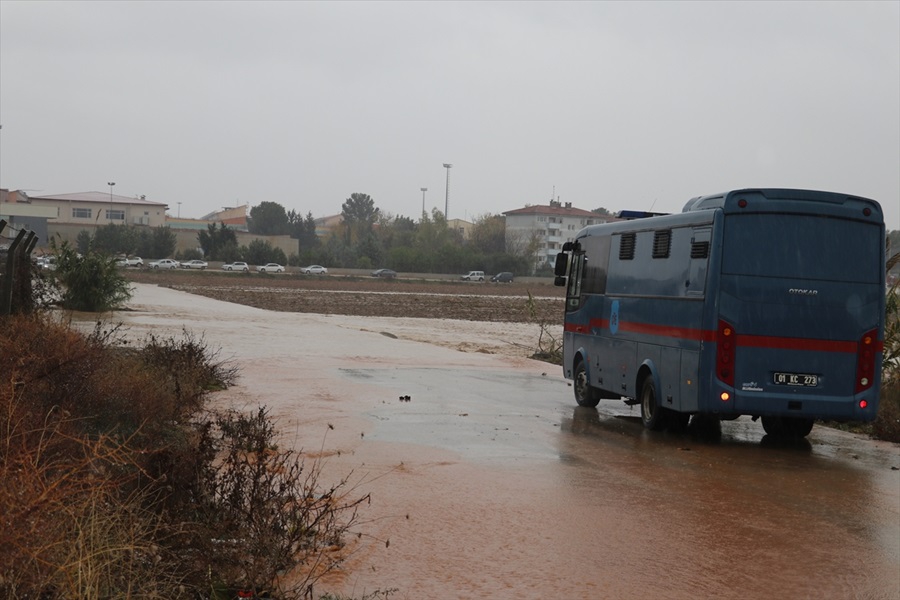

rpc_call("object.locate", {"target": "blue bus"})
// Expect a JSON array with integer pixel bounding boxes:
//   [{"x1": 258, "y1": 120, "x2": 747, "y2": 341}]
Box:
[{"x1": 553, "y1": 189, "x2": 885, "y2": 438}]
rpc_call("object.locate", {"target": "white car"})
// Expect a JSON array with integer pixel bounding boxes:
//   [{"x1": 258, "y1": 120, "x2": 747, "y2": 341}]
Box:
[
  {"x1": 461, "y1": 270, "x2": 485, "y2": 281},
  {"x1": 257, "y1": 263, "x2": 285, "y2": 273},
  {"x1": 300, "y1": 265, "x2": 328, "y2": 275},
  {"x1": 116, "y1": 256, "x2": 143, "y2": 267},
  {"x1": 36, "y1": 256, "x2": 58, "y2": 270},
  {"x1": 222, "y1": 261, "x2": 250, "y2": 272},
  {"x1": 148, "y1": 259, "x2": 179, "y2": 270},
  {"x1": 180, "y1": 259, "x2": 208, "y2": 270}
]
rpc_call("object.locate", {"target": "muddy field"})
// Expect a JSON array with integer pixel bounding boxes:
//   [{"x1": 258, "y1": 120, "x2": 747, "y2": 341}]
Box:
[{"x1": 124, "y1": 269, "x2": 566, "y2": 323}]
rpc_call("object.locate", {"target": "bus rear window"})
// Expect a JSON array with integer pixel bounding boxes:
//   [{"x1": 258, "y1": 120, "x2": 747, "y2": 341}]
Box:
[{"x1": 722, "y1": 214, "x2": 881, "y2": 283}]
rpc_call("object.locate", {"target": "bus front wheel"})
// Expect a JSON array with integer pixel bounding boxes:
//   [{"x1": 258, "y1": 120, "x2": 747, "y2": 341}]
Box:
[
  {"x1": 573, "y1": 361, "x2": 601, "y2": 408},
  {"x1": 640, "y1": 378, "x2": 666, "y2": 431}
]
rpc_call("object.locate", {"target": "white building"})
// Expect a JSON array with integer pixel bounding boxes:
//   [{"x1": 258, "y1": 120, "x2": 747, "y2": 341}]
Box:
[
  {"x1": 503, "y1": 200, "x2": 618, "y2": 270},
  {"x1": 31, "y1": 191, "x2": 169, "y2": 227}
]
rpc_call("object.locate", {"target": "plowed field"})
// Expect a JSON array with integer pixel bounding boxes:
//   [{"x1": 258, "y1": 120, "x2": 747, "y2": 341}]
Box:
[{"x1": 123, "y1": 270, "x2": 565, "y2": 324}]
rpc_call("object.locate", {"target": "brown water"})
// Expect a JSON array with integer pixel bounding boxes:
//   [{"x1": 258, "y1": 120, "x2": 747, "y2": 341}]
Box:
[{"x1": 93, "y1": 284, "x2": 900, "y2": 599}]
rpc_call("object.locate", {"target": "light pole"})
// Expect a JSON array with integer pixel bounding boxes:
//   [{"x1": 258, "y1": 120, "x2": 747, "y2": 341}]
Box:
[
  {"x1": 420, "y1": 187, "x2": 427, "y2": 218},
  {"x1": 107, "y1": 182, "x2": 115, "y2": 222},
  {"x1": 443, "y1": 163, "x2": 452, "y2": 219},
  {"x1": 177, "y1": 202, "x2": 182, "y2": 218}
]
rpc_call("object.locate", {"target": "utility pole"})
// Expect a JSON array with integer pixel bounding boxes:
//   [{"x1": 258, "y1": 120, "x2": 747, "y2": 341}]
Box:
[
  {"x1": 420, "y1": 188, "x2": 427, "y2": 218},
  {"x1": 443, "y1": 163, "x2": 452, "y2": 219},
  {"x1": 107, "y1": 182, "x2": 115, "y2": 222}
]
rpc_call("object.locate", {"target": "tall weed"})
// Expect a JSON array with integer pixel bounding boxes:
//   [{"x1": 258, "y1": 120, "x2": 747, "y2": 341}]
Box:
[{"x1": 1, "y1": 314, "x2": 369, "y2": 599}]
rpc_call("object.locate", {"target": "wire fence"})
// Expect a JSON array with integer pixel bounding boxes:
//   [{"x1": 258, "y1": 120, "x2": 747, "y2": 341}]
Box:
[{"x1": 0, "y1": 219, "x2": 39, "y2": 315}]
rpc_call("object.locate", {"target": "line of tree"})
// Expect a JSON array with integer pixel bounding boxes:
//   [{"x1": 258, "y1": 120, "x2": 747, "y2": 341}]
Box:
[
  {"x1": 72, "y1": 195, "x2": 626, "y2": 276},
  {"x1": 76, "y1": 223, "x2": 177, "y2": 260},
  {"x1": 245, "y1": 194, "x2": 541, "y2": 275}
]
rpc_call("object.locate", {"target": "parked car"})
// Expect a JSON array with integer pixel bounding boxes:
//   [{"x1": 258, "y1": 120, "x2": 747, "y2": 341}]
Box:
[
  {"x1": 116, "y1": 256, "x2": 143, "y2": 267},
  {"x1": 148, "y1": 259, "x2": 179, "y2": 270},
  {"x1": 460, "y1": 270, "x2": 485, "y2": 281},
  {"x1": 300, "y1": 265, "x2": 328, "y2": 275},
  {"x1": 257, "y1": 263, "x2": 285, "y2": 273},
  {"x1": 371, "y1": 268, "x2": 397, "y2": 279},
  {"x1": 222, "y1": 261, "x2": 250, "y2": 272},
  {"x1": 36, "y1": 256, "x2": 58, "y2": 270},
  {"x1": 491, "y1": 271, "x2": 514, "y2": 283},
  {"x1": 180, "y1": 259, "x2": 208, "y2": 270}
]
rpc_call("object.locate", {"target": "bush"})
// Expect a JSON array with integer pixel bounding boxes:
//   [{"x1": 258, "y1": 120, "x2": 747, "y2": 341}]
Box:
[
  {"x1": 873, "y1": 377, "x2": 900, "y2": 441},
  {"x1": 50, "y1": 238, "x2": 133, "y2": 312},
  {"x1": 0, "y1": 315, "x2": 366, "y2": 599}
]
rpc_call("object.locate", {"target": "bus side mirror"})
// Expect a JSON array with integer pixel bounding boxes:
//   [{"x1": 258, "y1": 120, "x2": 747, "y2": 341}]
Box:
[
  {"x1": 553, "y1": 252, "x2": 568, "y2": 277},
  {"x1": 554, "y1": 275, "x2": 567, "y2": 287}
]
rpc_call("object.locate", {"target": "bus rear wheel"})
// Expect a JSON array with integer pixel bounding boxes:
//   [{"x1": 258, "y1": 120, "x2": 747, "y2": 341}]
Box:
[
  {"x1": 640, "y1": 378, "x2": 666, "y2": 431},
  {"x1": 573, "y1": 360, "x2": 601, "y2": 408}
]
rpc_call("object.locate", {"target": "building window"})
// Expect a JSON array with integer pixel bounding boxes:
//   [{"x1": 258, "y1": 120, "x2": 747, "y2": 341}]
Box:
[
  {"x1": 72, "y1": 207, "x2": 91, "y2": 219},
  {"x1": 105, "y1": 209, "x2": 125, "y2": 221}
]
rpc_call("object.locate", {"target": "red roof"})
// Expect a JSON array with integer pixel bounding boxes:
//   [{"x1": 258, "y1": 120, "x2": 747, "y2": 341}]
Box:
[{"x1": 503, "y1": 204, "x2": 598, "y2": 218}]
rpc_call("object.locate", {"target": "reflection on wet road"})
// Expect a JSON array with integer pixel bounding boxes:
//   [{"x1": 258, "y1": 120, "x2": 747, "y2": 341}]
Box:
[{"x1": 104, "y1": 284, "x2": 899, "y2": 599}]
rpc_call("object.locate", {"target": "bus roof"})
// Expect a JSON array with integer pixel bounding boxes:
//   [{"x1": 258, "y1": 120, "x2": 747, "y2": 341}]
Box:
[
  {"x1": 572, "y1": 188, "x2": 883, "y2": 243},
  {"x1": 683, "y1": 188, "x2": 883, "y2": 222}
]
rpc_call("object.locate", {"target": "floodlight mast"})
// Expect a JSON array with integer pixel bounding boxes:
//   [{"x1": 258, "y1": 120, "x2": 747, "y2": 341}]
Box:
[
  {"x1": 443, "y1": 163, "x2": 452, "y2": 219},
  {"x1": 107, "y1": 182, "x2": 115, "y2": 223}
]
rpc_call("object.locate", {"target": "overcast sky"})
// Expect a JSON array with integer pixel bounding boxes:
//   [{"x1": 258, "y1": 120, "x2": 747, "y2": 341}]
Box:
[{"x1": 1, "y1": 1, "x2": 898, "y2": 229}]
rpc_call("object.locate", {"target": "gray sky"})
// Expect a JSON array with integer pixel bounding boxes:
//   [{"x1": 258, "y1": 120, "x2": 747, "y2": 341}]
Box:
[{"x1": 1, "y1": 1, "x2": 898, "y2": 229}]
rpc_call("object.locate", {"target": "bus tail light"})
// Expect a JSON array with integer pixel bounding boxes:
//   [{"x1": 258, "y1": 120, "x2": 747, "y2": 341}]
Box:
[
  {"x1": 716, "y1": 319, "x2": 736, "y2": 387},
  {"x1": 855, "y1": 329, "x2": 878, "y2": 394}
]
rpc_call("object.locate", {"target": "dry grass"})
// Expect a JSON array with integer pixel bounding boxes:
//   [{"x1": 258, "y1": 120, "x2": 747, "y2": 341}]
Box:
[{"x1": 1, "y1": 314, "x2": 366, "y2": 599}]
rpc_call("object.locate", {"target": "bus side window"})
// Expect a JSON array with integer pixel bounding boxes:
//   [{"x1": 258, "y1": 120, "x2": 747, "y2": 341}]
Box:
[
  {"x1": 686, "y1": 227, "x2": 711, "y2": 296},
  {"x1": 582, "y1": 234, "x2": 611, "y2": 295}
]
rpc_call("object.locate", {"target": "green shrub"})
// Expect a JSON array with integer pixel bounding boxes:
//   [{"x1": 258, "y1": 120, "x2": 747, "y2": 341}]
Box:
[{"x1": 50, "y1": 238, "x2": 133, "y2": 312}]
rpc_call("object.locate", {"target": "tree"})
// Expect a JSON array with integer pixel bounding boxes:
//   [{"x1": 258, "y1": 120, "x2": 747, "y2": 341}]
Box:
[
  {"x1": 592, "y1": 207, "x2": 613, "y2": 216},
  {"x1": 248, "y1": 201, "x2": 289, "y2": 235},
  {"x1": 136, "y1": 226, "x2": 177, "y2": 259},
  {"x1": 288, "y1": 210, "x2": 320, "y2": 254},
  {"x1": 341, "y1": 193, "x2": 379, "y2": 245},
  {"x1": 468, "y1": 214, "x2": 506, "y2": 254},
  {"x1": 92, "y1": 224, "x2": 139, "y2": 256},
  {"x1": 198, "y1": 223, "x2": 237, "y2": 261},
  {"x1": 244, "y1": 239, "x2": 287, "y2": 266},
  {"x1": 75, "y1": 230, "x2": 92, "y2": 255}
]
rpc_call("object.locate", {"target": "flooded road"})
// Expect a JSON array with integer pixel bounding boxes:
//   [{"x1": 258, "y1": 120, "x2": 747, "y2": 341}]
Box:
[{"x1": 100, "y1": 284, "x2": 899, "y2": 599}]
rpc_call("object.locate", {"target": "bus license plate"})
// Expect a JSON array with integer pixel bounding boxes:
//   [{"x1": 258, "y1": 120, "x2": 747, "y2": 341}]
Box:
[{"x1": 773, "y1": 372, "x2": 818, "y2": 387}]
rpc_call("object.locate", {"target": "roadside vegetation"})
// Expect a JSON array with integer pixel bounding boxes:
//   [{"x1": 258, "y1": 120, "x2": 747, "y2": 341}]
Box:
[
  {"x1": 0, "y1": 315, "x2": 372, "y2": 599},
  {"x1": 872, "y1": 251, "x2": 900, "y2": 441},
  {"x1": 2, "y1": 255, "x2": 379, "y2": 597}
]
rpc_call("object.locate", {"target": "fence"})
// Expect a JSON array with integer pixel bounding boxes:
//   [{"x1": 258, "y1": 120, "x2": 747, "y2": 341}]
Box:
[{"x1": 0, "y1": 219, "x2": 38, "y2": 315}]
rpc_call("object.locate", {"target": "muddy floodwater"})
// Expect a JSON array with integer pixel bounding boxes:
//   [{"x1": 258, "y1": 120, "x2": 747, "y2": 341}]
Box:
[{"x1": 89, "y1": 284, "x2": 899, "y2": 599}]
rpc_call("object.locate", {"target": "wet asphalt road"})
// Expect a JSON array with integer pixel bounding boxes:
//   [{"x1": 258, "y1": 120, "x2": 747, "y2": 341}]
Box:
[{"x1": 95, "y1": 284, "x2": 899, "y2": 599}]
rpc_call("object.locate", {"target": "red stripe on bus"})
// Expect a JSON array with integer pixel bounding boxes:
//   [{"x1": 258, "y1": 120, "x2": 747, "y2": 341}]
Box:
[
  {"x1": 736, "y1": 335, "x2": 881, "y2": 353},
  {"x1": 565, "y1": 320, "x2": 883, "y2": 353},
  {"x1": 618, "y1": 320, "x2": 716, "y2": 341},
  {"x1": 565, "y1": 319, "x2": 715, "y2": 341}
]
